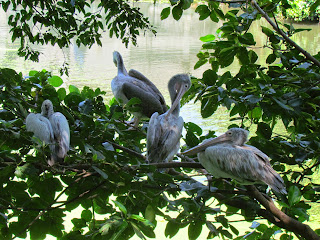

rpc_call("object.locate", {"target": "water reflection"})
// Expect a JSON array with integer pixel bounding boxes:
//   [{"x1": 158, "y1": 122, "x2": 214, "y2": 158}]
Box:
[{"x1": 0, "y1": 2, "x2": 319, "y2": 133}]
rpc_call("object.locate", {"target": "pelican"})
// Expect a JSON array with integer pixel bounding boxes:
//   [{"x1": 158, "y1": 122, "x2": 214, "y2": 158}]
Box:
[
  {"x1": 111, "y1": 51, "x2": 167, "y2": 127},
  {"x1": 147, "y1": 74, "x2": 191, "y2": 165},
  {"x1": 182, "y1": 128, "x2": 287, "y2": 194},
  {"x1": 41, "y1": 99, "x2": 70, "y2": 165}
]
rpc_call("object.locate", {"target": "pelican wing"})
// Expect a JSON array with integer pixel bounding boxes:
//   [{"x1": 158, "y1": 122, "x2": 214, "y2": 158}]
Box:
[
  {"x1": 147, "y1": 114, "x2": 184, "y2": 163},
  {"x1": 26, "y1": 113, "x2": 54, "y2": 144},
  {"x1": 241, "y1": 144, "x2": 270, "y2": 163},
  {"x1": 122, "y1": 81, "x2": 166, "y2": 117},
  {"x1": 50, "y1": 112, "x2": 70, "y2": 158},
  {"x1": 128, "y1": 69, "x2": 167, "y2": 112}
]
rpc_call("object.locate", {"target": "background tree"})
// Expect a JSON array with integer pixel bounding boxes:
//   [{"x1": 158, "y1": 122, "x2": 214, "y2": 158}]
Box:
[{"x1": 1, "y1": 0, "x2": 320, "y2": 240}]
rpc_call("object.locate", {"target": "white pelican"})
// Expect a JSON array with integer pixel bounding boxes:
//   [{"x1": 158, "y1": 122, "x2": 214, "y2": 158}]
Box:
[
  {"x1": 182, "y1": 128, "x2": 287, "y2": 194},
  {"x1": 41, "y1": 99, "x2": 70, "y2": 165},
  {"x1": 111, "y1": 51, "x2": 167, "y2": 127},
  {"x1": 147, "y1": 74, "x2": 191, "y2": 165}
]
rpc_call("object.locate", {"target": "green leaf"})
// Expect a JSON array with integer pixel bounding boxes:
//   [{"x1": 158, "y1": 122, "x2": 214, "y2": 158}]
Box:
[
  {"x1": 238, "y1": 33, "x2": 256, "y2": 45},
  {"x1": 210, "y1": 11, "x2": 219, "y2": 22},
  {"x1": 48, "y1": 76, "x2": 63, "y2": 87},
  {"x1": 201, "y1": 96, "x2": 218, "y2": 118},
  {"x1": 100, "y1": 222, "x2": 112, "y2": 235},
  {"x1": 165, "y1": 221, "x2": 180, "y2": 238},
  {"x1": 130, "y1": 222, "x2": 146, "y2": 240},
  {"x1": 195, "y1": 5, "x2": 210, "y2": 20},
  {"x1": 200, "y1": 34, "x2": 215, "y2": 42},
  {"x1": 273, "y1": 97, "x2": 294, "y2": 111},
  {"x1": 182, "y1": 0, "x2": 193, "y2": 10},
  {"x1": 256, "y1": 122, "x2": 272, "y2": 140},
  {"x1": 185, "y1": 122, "x2": 202, "y2": 135},
  {"x1": 188, "y1": 221, "x2": 202, "y2": 240},
  {"x1": 92, "y1": 166, "x2": 108, "y2": 179},
  {"x1": 261, "y1": 26, "x2": 274, "y2": 37},
  {"x1": 202, "y1": 69, "x2": 217, "y2": 85},
  {"x1": 237, "y1": 47, "x2": 249, "y2": 65},
  {"x1": 69, "y1": 84, "x2": 80, "y2": 94},
  {"x1": 161, "y1": 7, "x2": 170, "y2": 20},
  {"x1": 81, "y1": 209, "x2": 92, "y2": 222},
  {"x1": 145, "y1": 205, "x2": 155, "y2": 223},
  {"x1": 248, "y1": 50, "x2": 258, "y2": 63},
  {"x1": 110, "y1": 221, "x2": 128, "y2": 240},
  {"x1": 172, "y1": 6, "x2": 183, "y2": 20},
  {"x1": 57, "y1": 88, "x2": 67, "y2": 101},
  {"x1": 288, "y1": 186, "x2": 301, "y2": 206},
  {"x1": 249, "y1": 107, "x2": 262, "y2": 120},
  {"x1": 28, "y1": 70, "x2": 38, "y2": 76},
  {"x1": 194, "y1": 58, "x2": 208, "y2": 69},
  {"x1": 266, "y1": 53, "x2": 277, "y2": 64},
  {"x1": 113, "y1": 200, "x2": 127, "y2": 215}
]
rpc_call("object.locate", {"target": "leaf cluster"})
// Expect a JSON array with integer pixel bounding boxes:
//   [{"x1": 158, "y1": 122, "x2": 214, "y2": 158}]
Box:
[{"x1": 1, "y1": 0, "x2": 154, "y2": 65}]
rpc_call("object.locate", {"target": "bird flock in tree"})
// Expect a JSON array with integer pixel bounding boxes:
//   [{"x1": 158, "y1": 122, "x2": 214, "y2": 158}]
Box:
[{"x1": 26, "y1": 51, "x2": 286, "y2": 194}]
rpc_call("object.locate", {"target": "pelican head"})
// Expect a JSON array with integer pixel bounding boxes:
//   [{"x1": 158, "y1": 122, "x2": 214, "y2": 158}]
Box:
[
  {"x1": 41, "y1": 99, "x2": 54, "y2": 118},
  {"x1": 113, "y1": 51, "x2": 120, "y2": 67},
  {"x1": 182, "y1": 128, "x2": 249, "y2": 155},
  {"x1": 166, "y1": 74, "x2": 191, "y2": 116}
]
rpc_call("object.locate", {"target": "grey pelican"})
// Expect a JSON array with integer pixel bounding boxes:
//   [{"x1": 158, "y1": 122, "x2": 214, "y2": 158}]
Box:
[
  {"x1": 182, "y1": 128, "x2": 287, "y2": 194},
  {"x1": 147, "y1": 74, "x2": 191, "y2": 165},
  {"x1": 111, "y1": 51, "x2": 167, "y2": 127},
  {"x1": 41, "y1": 99, "x2": 70, "y2": 165}
]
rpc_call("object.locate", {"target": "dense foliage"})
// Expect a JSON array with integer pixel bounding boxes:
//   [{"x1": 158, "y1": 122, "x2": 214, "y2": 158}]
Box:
[
  {"x1": 1, "y1": 0, "x2": 320, "y2": 240},
  {"x1": 284, "y1": 0, "x2": 320, "y2": 21}
]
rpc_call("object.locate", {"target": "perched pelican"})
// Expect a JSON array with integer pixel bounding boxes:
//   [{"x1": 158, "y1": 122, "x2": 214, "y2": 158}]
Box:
[
  {"x1": 111, "y1": 51, "x2": 167, "y2": 127},
  {"x1": 41, "y1": 99, "x2": 70, "y2": 165},
  {"x1": 182, "y1": 128, "x2": 287, "y2": 194},
  {"x1": 147, "y1": 74, "x2": 191, "y2": 165}
]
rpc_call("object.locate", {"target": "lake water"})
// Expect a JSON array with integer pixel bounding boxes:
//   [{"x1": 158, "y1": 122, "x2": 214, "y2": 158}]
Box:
[{"x1": 1, "y1": 2, "x2": 320, "y2": 134}]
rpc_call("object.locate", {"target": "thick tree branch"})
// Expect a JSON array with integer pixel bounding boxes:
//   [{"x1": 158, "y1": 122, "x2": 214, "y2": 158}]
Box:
[
  {"x1": 246, "y1": 185, "x2": 320, "y2": 240},
  {"x1": 251, "y1": 0, "x2": 320, "y2": 68}
]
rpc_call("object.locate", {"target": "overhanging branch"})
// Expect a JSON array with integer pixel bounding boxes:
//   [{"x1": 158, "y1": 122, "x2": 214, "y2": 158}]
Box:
[{"x1": 251, "y1": 0, "x2": 320, "y2": 68}]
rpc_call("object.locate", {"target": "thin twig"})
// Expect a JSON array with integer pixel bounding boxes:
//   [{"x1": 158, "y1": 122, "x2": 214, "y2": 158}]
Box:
[{"x1": 105, "y1": 139, "x2": 146, "y2": 160}]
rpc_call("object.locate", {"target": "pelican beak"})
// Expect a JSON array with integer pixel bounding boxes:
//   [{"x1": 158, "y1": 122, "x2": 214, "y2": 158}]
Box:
[
  {"x1": 182, "y1": 133, "x2": 229, "y2": 155},
  {"x1": 166, "y1": 84, "x2": 187, "y2": 116}
]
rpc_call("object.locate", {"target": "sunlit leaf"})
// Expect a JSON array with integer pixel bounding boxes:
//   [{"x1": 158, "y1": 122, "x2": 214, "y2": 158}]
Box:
[
  {"x1": 200, "y1": 34, "x2": 215, "y2": 42},
  {"x1": 48, "y1": 75, "x2": 63, "y2": 87},
  {"x1": 288, "y1": 186, "x2": 301, "y2": 206}
]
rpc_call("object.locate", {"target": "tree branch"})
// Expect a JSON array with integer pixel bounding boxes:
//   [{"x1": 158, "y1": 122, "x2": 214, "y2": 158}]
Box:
[
  {"x1": 246, "y1": 185, "x2": 320, "y2": 240},
  {"x1": 105, "y1": 139, "x2": 146, "y2": 160},
  {"x1": 251, "y1": 0, "x2": 320, "y2": 68}
]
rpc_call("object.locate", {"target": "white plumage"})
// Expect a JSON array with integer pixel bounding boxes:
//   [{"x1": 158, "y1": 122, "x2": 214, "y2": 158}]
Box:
[{"x1": 26, "y1": 99, "x2": 70, "y2": 165}]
